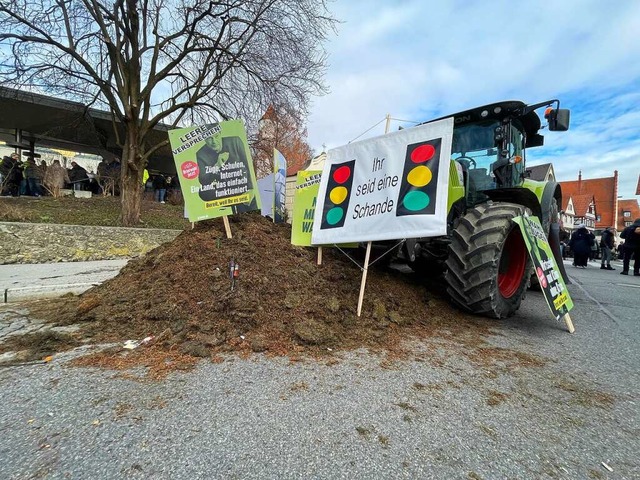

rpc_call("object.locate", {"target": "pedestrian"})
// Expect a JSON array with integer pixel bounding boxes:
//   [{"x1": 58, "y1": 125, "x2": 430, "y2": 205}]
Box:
[
  {"x1": 620, "y1": 218, "x2": 640, "y2": 276},
  {"x1": 0, "y1": 155, "x2": 21, "y2": 196},
  {"x1": 152, "y1": 172, "x2": 166, "y2": 203},
  {"x1": 569, "y1": 224, "x2": 593, "y2": 268},
  {"x1": 142, "y1": 168, "x2": 149, "y2": 189},
  {"x1": 68, "y1": 161, "x2": 88, "y2": 191},
  {"x1": 599, "y1": 226, "x2": 615, "y2": 270},
  {"x1": 23, "y1": 157, "x2": 42, "y2": 197}
]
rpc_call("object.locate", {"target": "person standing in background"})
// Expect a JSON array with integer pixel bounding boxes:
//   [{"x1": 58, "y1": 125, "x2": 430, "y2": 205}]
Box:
[
  {"x1": 599, "y1": 226, "x2": 615, "y2": 270},
  {"x1": 23, "y1": 157, "x2": 42, "y2": 196},
  {"x1": 569, "y1": 224, "x2": 593, "y2": 268},
  {"x1": 620, "y1": 218, "x2": 640, "y2": 276},
  {"x1": 152, "y1": 173, "x2": 166, "y2": 203}
]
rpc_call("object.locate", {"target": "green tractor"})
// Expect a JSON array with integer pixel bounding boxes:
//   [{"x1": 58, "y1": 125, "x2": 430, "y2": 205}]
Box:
[{"x1": 399, "y1": 100, "x2": 570, "y2": 318}]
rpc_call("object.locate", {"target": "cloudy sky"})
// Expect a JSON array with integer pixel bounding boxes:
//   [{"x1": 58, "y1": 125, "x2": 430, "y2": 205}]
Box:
[{"x1": 306, "y1": 0, "x2": 640, "y2": 198}]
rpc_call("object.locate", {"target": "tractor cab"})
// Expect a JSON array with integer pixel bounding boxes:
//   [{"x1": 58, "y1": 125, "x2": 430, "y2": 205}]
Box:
[{"x1": 426, "y1": 100, "x2": 570, "y2": 206}]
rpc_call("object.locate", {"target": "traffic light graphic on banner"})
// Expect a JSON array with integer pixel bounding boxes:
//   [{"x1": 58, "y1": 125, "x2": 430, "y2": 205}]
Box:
[
  {"x1": 396, "y1": 138, "x2": 442, "y2": 216},
  {"x1": 320, "y1": 159, "x2": 356, "y2": 229}
]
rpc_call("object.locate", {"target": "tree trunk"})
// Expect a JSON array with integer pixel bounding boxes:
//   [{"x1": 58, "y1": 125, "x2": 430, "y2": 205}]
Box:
[{"x1": 120, "y1": 131, "x2": 143, "y2": 227}]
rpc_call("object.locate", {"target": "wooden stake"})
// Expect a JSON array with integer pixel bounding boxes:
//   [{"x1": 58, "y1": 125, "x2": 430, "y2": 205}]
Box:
[
  {"x1": 222, "y1": 215, "x2": 232, "y2": 239},
  {"x1": 563, "y1": 313, "x2": 575, "y2": 334},
  {"x1": 191, "y1": 222, "x2": 194, "y2": 230},
  {"x1": 384, "y1": 113, "x2": 391, "y2": 134},
  {"x1": 357, "y1": 241, "x2": 372, "y2": 317},
  {"x1": 317, "y1": 246, "x2": 323, "y2": 265}
]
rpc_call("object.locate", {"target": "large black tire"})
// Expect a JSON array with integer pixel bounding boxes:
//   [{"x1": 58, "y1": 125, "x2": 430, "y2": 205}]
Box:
[{"x1": 445, "y1": 202, "x2": 532, "y2": 319}]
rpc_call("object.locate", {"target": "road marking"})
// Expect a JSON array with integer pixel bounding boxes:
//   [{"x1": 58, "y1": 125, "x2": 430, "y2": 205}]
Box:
[
  {"x1": 567, "y1": 275, "x2": 618, "y2": 325},
  {"x1": 616, "y1": 283, "x2": 640, "y2": 289}
]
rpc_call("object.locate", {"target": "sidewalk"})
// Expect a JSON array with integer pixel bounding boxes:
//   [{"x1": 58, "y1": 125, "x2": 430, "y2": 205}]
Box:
[{"x1": 0, "y1": 259, "x2": 129, "y2": 302}]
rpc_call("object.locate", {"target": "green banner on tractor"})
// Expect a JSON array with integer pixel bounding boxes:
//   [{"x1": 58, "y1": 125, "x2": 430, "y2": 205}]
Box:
[
  {"x1": 513, "y1": 215, "x2": 574, "y2": 320},
  {"x1": 168, "y1": 120, "x2": 260, "y2": 222}
]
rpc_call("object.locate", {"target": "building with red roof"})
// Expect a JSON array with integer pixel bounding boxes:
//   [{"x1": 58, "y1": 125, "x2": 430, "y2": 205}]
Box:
[
  {"x1": 618, "y1": 199, "x2": 640, "y2": 229},
  {"x1": 567, "y1": 194, "x2": 596, "y2": 231},
  {"x1": 559, "y1": 171, "x2": 618, "y2": 232}
]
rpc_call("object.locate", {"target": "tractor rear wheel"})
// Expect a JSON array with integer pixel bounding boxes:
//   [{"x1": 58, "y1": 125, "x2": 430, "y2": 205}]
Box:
[{"x1": 445, "y1": 202, "x2": 531, "y2": 318}]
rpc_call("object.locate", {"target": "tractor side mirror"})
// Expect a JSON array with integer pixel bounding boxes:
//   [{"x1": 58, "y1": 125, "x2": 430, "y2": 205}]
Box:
[{"x1": 547, "y1": 108, "x2": 570, "y2": 131}]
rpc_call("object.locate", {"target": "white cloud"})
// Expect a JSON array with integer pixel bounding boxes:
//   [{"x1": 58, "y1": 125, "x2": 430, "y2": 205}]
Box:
[{"x1": 308, "y1": 0, "x2": 640, "y2": 197}]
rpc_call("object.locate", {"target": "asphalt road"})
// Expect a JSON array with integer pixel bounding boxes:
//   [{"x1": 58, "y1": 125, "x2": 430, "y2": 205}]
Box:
[
  {"x1": 0, "y1": 260, "x2": 128, "y2": 302},
  {"x1": 0, "y1": 258, "x2": 638, "y2": 479}
]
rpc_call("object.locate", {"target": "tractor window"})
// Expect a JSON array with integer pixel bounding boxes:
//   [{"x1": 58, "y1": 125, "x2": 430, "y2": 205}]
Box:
[
  {"x1": 452, "y1": 121, "x2": 525, "y2": 204},
  {"x1": 451, "y1": 122, "x2": 500, "y2": 199}
]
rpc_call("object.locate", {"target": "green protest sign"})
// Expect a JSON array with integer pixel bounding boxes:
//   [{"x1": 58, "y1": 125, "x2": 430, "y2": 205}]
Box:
[
  {"x1": 168, "y1": 120, "x2": 261, "y2": 222},
  {"x1": 291, "y1": 170, "x2": 322, "y2": 246},
  {"x1": 513, "y1": 215, "x2": 574, "y2": 322}
]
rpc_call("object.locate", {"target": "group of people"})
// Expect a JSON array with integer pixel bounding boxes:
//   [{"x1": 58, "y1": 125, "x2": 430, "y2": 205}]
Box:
[
  {"x1": 149, "y1": 172, "x2": 179, "y2": 203},
  {"x1": 0, "y1": 153, "x2": 124, "y2": 198},
  {"x1": 0, "y1": 152, "x2": 182, "y2": 204},
  {"x1": 567, "y1": 221, "x2": 640, "y2": 276},
  {"x1": 1, "y1": 153, "x2": 68, "y2": 197}
]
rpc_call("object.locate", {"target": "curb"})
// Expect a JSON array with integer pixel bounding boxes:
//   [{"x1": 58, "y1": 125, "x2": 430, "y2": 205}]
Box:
[{"x1": 3, "y1": 283, "x2": 98, "y2": 303}]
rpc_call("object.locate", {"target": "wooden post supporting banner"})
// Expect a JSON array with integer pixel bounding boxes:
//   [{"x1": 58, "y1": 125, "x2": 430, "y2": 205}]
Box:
[
  {"x1": 191, "y1": 222, "x2": 195, "y2": 230},
  {"x1": 563, "y1": 313, "x2": 575, "y2": 334},
  {"x1": 357, "y1": 241, "x2": 372, "y2": 317},
  {"x1": 317, "y1": 246, "x2": 323, "y2": 265},
  {"x1": 222, "y1": 215, "x2": 232, "y2": 239}
]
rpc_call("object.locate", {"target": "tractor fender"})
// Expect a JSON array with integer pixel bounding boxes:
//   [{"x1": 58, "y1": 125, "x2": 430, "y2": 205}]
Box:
[{"x1": 483, "y1": 188, "x2": 542, "y2": 220}]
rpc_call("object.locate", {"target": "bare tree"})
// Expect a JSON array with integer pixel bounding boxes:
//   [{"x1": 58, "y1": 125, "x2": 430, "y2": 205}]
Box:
[
  {"x1": 251, "y1": 102, "x2": 314, "y2": 179},
  {"x1": 0, "y1": 0, "x2": 335, "y2": 225}
]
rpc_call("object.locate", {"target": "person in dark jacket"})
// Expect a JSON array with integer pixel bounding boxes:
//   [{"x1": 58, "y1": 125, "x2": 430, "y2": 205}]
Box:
[
  {"x1": 620, "y1": 218, "x2": 640, "y2": 276},
  {"x1": 152, "y1": 173, "x2": 166, "y2": 203},
  {"x1": 599, "y1": 226, "x2": 615, "y2": 270},
  {"x1": 23, "y1": 157, "x2": 42, "y2": 197},
  {"x1": 68, "y1": 161, "x2": 89, "y2": 191},
  {"x1": 0, "y1": 155, "x2": 22, "y2": 196},
  {"x1": 569, "y1": 224, "x2": 593, "y2": 268}
]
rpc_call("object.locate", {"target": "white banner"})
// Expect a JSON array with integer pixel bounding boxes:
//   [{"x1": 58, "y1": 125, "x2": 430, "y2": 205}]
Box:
[
  {"x1": 257, "y1": 173, "x2": 275, "y2": 218},
  {"x1": 311, "y1": 118, "x2": 453, "y2": 244}
]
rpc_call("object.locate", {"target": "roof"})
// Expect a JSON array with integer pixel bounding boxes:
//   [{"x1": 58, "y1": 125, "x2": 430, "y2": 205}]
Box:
[
  {"x1": 559, "y1": 173, "x2": 617, "y2": 229},
  {"x1": 571, "y1": 193, "x2": 596, "y2": 217},
  {"x1": 525, "y1": 163, "x2": 555, "y2": 181},
  {"x1": 286, "y1": 151, "x2": 326, "y2": 177},
  {"x1": 421, "y1": 100, "x2": 545, "y2": 148},
  {"x1": 618, "y1": 199, "x2": 640, "y2": 228},
  {"x1": 0, "y1": 86, "x2": 176, "y2": 173}
]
